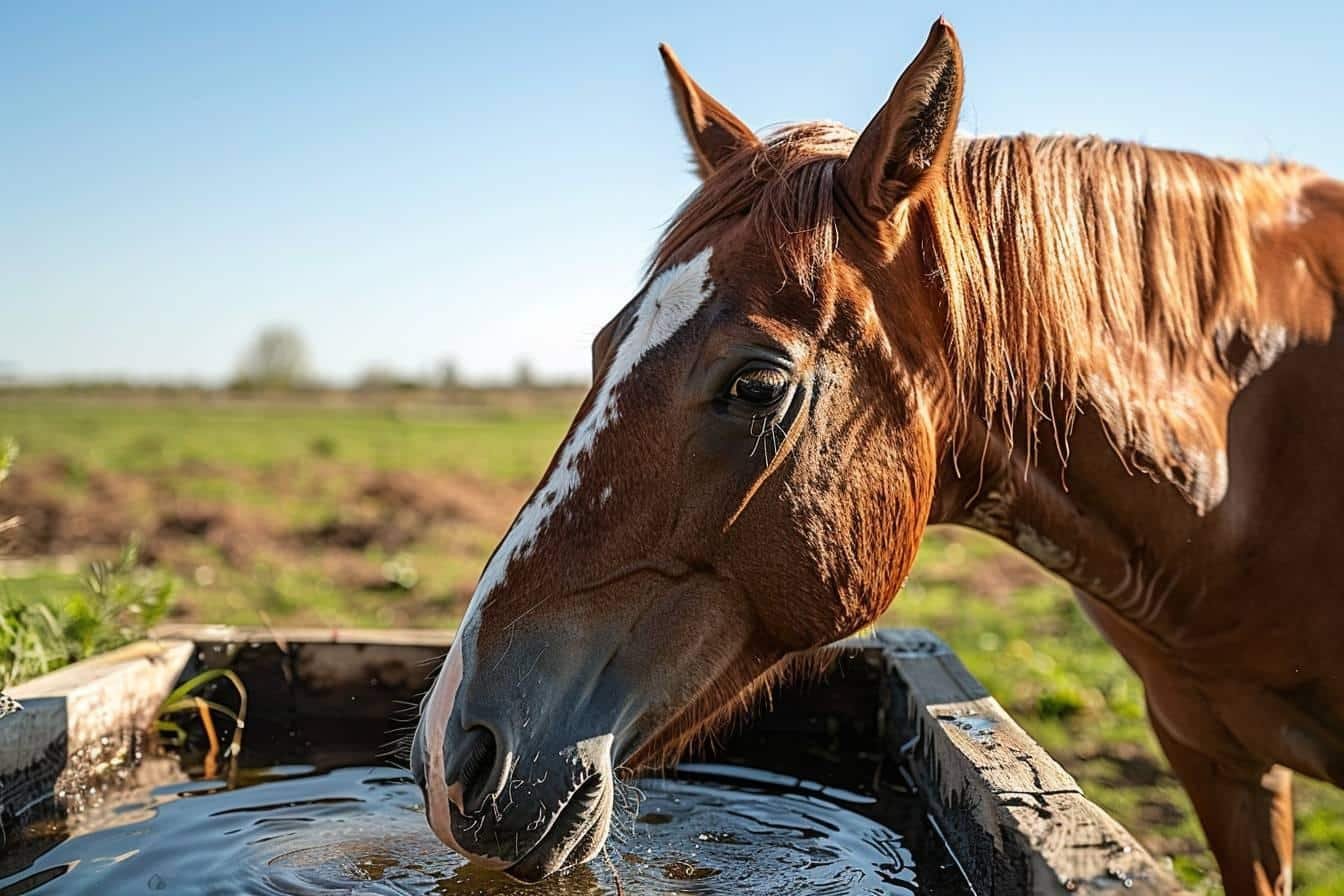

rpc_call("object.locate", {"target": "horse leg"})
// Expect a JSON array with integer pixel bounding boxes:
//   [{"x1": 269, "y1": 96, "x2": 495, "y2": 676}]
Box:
[{"x1": 1150, "y1": 710, "x2": 1293, "y2": 896}]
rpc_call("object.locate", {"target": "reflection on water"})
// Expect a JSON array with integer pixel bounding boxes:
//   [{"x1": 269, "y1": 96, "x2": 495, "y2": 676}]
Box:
[{"x1": 0, "y1": 764, "x2": 921, "y2": 895}]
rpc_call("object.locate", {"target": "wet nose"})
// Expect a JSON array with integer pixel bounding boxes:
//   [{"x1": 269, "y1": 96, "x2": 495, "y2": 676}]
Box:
[{"x1": 442, "y1": 725, "x2": 500, "y2": 813}]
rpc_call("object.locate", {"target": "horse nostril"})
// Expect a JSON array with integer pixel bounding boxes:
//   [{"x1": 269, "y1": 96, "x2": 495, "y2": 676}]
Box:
[{"x1": 445, "y1": 725, "x2": 498, "y2": 812}]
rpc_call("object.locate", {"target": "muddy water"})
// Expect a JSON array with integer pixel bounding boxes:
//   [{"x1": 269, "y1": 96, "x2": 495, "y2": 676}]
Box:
[{"x1": 0, "y1": 763, "x2": 927, "y2": 895}]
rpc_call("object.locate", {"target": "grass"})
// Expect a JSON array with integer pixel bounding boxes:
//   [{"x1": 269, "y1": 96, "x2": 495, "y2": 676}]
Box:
[
  {"x1": 1, "y1": 429, "x2": 178, "y2": 689},
  {"x1": 0, "y1": 392, "x2": 577, "y2": 482},
  {"x1": 1, "y1": 391, "x2": 1341, "y2": 893},
  {"x1": 0, "y1": 543, "x2": 176, "y2": 689},
  {"x1": 0, "y1": 392, "x2": 573, "y2": 630}
]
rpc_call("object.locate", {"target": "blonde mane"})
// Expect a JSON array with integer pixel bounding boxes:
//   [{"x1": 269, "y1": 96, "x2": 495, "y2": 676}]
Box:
[{"x1": 655, "y1": 123, "x2": 1310, "y2": 473}]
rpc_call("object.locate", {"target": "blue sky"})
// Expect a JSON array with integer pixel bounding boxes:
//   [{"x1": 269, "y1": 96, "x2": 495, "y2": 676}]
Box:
[{"x1": 3, "y1": 2, "x2": 1341, "y2": 383}]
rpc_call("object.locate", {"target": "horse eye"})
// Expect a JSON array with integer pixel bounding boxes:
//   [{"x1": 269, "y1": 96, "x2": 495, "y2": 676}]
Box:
[{"x1": 728, "y1": 366, "x2": 789, "y2": 405}]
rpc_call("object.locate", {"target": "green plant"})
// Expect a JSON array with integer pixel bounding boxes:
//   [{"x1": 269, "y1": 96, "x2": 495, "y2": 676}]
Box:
[
  {"x1": 0, "y1": 541, "x2": 177, "y2": 688},
  {"x1": 0, "y1": 438, "x2": 16, "y2": 544},
  {"x1": 155, "y1": 667, "x2": 248, "y2": 776},
  {"x1": 2, "y1": 435, "x2": 179, "y2": 687},
  {"x1": 0, "y1": 437, "x2": 16, "y2": 483}
]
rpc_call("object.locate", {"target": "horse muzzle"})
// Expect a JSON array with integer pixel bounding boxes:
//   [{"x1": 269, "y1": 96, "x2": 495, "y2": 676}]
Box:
[
  {"x1": 411, "y1": 723, "x2": 615, "y2": 881},
  {"x1": 410, "y1": 630, "x2": 628, "y2": 881}
]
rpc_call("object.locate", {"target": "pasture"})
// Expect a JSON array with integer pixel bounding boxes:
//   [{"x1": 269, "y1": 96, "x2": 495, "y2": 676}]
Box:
[{"x1": 1, "y1": 390, "x2": 1341, "y2": 893}]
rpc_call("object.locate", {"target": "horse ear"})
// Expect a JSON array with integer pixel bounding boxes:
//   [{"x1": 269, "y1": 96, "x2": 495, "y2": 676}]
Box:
[
  {"x1": 838, "y1": 19, "x2": 964, "y2": 221},
  {"x1": 659, "y1": 43, "x2": 760, "y2": 180}
]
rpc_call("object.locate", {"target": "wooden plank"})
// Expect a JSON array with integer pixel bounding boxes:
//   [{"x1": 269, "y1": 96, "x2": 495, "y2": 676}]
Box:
[
  {"x1": 152, "y1": 624, "x2": 452, "y2": 723},
  {"x1": 878, "y1": 628, "x2": 1186, "y2": 896},
  {"x1": 151, "y1": 623, "x2": 453, "y2": 649},
  {"x1": 1, "y1": 639, "x2": 194, "y2": 823}
]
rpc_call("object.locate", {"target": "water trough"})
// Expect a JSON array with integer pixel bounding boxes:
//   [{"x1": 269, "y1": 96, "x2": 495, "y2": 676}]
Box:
[{"x1": 1, "y1": 626, "x2": 1185, "y2": 894}]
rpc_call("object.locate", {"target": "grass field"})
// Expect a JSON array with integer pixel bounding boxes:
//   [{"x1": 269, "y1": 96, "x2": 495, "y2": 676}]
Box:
[{"x1": 2, "y1": 391, "x2": 1341, "y2": 893}]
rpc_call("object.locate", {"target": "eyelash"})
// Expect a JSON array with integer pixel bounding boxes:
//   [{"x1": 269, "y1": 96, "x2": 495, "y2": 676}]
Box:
[{"x1": 725, "y1": 365, "x2": 789, "y2": 405}]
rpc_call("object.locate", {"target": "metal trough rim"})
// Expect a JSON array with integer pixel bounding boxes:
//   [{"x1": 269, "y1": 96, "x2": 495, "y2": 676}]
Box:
[{"x1": 1, "y1": 625, "x2": 1186, "y2": 895}]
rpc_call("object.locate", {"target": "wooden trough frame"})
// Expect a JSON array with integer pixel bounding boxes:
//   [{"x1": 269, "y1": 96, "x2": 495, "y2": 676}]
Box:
[{"x1": 1, "y1": 626, "x2": 1185, "y2": 895}]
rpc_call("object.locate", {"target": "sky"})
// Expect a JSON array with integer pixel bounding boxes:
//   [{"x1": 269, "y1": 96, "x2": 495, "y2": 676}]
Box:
[{"x1": 3, "y1": 1, "x2": 1342, "y2": 384}]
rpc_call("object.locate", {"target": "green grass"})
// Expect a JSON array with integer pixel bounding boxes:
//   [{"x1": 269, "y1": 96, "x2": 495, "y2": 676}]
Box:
[
  {"x1": 0, "y1": 393, "x2": 576, "y2": 482},
  {"x1": 2, "y1": 392, "x2": 1341, "y2": 892},
  {"x1": 1, "y1": 544, "x2": 176, "y2": 689}
]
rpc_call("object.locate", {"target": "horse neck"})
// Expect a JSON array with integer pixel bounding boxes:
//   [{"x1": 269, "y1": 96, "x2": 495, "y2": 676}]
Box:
[{"x1": 921, "y1": 155, "x2": 1343, "y2": 623}]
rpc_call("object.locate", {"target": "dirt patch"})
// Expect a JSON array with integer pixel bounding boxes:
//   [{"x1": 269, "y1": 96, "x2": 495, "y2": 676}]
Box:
[
  {"x1": 0, "y1": 460, "x2": 529, "y2": 603},
  {"x1": 296, "y1": 516, "x2": 415, "y2": 553},
  {"x1": 1080, "y1": 742, "x2": 1176, "y2": 789},
  {"x1": 152, "y1": 502, "x2": 276, "y2": 568},
  {"x1": 315, "y1": 549, "x2": 399, "y2": 592},
  {"x1": 159, "y1": 505, "x2": 227, "y2": 537},
  {"x1": 358, "y1": 470, "x2": 519, "y2": 530},
  {"x1": 288, "y1": 470, "x2": 524, "y2": 557},
  {"x1": 0, "y1": 459, "x2": 144, "y2": 554}
]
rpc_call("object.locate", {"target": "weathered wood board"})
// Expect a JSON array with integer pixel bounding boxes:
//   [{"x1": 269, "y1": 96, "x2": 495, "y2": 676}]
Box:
[
  {"x1": 1, "y1": 638, "x2": 194, "y2": 828},
  {"x1": 876, "y1": 628, "x2": 1186, "y2": 895},
  {"x1": 152, "y1": 623, "x2": 451, "y2": 724}
]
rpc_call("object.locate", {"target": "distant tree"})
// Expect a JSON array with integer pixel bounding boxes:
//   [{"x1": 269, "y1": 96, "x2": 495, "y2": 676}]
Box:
[
  {"x1": 436, "y1": 359, "x2": 463, "y2": 390},
  {"x1": 232, "y1": 326, "x2": 311, "y2": 390},
  {"x1": 355, "y1": 365, "x2": 419, "y2": 391},
  {"x1": 512, "y1": 358, "x2": 537, "y2": 389}
]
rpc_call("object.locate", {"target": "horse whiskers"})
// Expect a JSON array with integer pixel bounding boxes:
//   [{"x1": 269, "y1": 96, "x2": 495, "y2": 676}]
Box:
[
  {"x1": 490, "y1": 624, "x2": 515, "y2": 672},
  {"x1": 612, "y1": 776, "x2": 646, "y2": 821},
  {"x1": 605, "y1": 777, "x2": 648, "y2": 847},
  {"x1": 769, "y1": 419, "x2": 786, "y2": 461},
  {"x1": 420, "y1": 651, "x2": 447, "y2": 667},
  {"x1": 749, "y1": 412, "x2": 784, "y2": 463},
  {"x1": 749, "y1": 414, "x2": 768, "y2": 458},
  {"x1": 602, "y1": 844, "x2": 626, "y2": 896}
]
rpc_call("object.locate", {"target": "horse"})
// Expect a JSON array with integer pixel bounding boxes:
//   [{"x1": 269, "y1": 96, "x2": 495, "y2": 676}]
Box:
[{"x1": 412, "y1": 19, "x2": 1344, "y2": 895}]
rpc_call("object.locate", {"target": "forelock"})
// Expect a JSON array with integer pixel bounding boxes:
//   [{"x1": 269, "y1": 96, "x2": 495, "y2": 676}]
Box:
[{"x1": 651, "y1": 122, "x2": 859, "y2": 291}]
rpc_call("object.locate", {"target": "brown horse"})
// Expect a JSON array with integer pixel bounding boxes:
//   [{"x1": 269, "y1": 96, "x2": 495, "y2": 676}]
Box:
[{"x1": 412, "y1": 19, "x2": 1344, "y2": 894}]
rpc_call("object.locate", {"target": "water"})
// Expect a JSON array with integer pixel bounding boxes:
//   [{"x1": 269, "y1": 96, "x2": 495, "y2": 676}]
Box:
[{"x1": 1, "y1": 763, "x2": 926, "y2": 895}]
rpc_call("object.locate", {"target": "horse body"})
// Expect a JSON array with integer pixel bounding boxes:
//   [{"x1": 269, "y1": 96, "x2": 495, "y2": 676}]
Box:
[
  {"x1": 413, "y1": 21, "x2": 1341, "y2": 895},
  {"x1": 945, "y1": 185, "x2": 1344, "y2": 742},
  {"x1": 934, "y1": 168, "x2": 1344, "y2": 893}
]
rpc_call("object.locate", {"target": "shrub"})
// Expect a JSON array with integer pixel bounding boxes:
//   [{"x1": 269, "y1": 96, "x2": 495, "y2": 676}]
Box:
[
  {"x1": 1, "y1": 543, "x2": 176, "y2": 689},
  {"x1": 0, "y1": 440, "x2": 177, "y2": 689}
]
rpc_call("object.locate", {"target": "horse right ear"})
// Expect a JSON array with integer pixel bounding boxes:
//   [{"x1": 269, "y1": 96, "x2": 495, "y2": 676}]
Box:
[
  {"x1": 838, "y1": 19, "x2": 964, "y2": 223},
  {"x1": 659, "y1": 44, "x2": 760, "y2": 180}
]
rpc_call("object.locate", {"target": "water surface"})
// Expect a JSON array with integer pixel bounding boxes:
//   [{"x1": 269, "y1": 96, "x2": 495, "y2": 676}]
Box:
[{"x1": 0, "y1": 763, "x2": 924, "y2": 895}]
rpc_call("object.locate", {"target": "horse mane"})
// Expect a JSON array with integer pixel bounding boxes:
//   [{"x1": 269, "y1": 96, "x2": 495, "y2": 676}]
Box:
[
  {"x1": 928, "y1": 135, "x2": 1305, "y2": 465},
  {"x1": 654, "y1": 123, "x2": 1311, "y2": 472}
]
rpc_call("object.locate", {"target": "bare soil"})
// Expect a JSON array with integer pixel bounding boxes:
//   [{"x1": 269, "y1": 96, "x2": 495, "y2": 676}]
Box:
[{"x1": 0, "y1": 457, "x2": 530, "y2": 619}]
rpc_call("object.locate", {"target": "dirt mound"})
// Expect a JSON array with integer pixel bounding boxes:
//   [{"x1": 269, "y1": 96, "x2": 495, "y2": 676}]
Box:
[
  {"x1": 0, "y1": 459, "x2": 142, "y2": 554},
  {"x1": 284, "y1": 470, "x2": 525, "y2": 555},
  {"x1": 358, "y1": 470, "x2": 517, "y2": 529},
  {"x1": 2, "y1": 459, "x2": 528, "y2": 616},
  {"x1": 296, "y1": 516, "x2": 415, "y2": 553},
  {"x1": 153, "y1": 502, "x2": 273, "y2": 567}
]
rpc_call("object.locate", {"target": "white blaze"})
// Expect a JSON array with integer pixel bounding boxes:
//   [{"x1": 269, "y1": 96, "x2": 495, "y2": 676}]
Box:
[
  {"x1": 420, "y1": 248, "x2": 715, "y2": 850},
  {"x1": 468, "y1": 246, "x2": 715, "y2": 608}
]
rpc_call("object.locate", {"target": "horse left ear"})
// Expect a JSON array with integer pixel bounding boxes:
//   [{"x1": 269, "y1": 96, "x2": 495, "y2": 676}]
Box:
[
  {"x1": 660, "y1": 43, "x2": 760, "y2": 180},
  {"x1": 838, "y1": 18, "x2": 964, "y2": 222}
]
